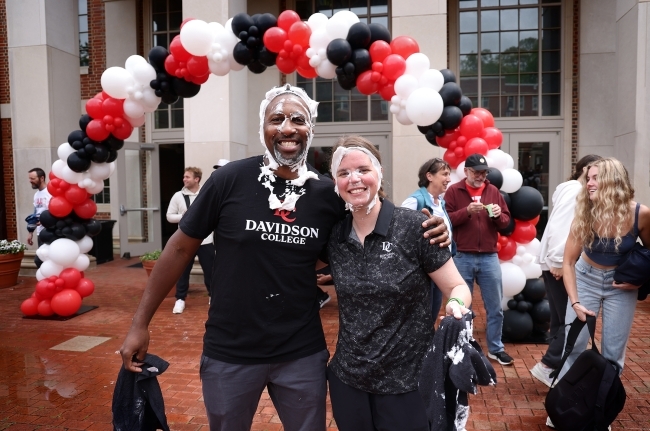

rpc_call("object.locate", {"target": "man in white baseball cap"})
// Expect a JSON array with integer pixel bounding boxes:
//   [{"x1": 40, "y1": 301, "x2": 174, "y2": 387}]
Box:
[{"x1": 213, "y1": 159, "x2": 230, "y2": 169}]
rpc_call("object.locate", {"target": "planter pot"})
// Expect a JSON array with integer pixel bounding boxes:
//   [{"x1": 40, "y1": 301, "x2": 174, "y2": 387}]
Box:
[
  {"x1": 142, "y1": 259, "x2": 156, "y2": 277},
  {"x1": 0, "y1": 251, "x2": 24, "y2": 289}
]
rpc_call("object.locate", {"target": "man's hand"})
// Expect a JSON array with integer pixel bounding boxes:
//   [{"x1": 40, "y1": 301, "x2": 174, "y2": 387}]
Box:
[
  {"x1": 549, "y1": 266, "x2": 563, "y2": 279},
  {"x1": 467, "y1": 202, "x2": 484, "y2": 215},
  {"x1": 612, "y1": 281, "x2": 640, "y2": 290},
  {"x1": 316, "y1": 273, "x2": 333, "y2": 285},
  {"x1": 119, "y1": 325, "x2": 150, "y2": 373},
  {"x1": 421, "y1": 209, "x2": 451, "y2": 248},
  {"x1": 490, "y1": 204, "x2": 502, "y2": 218},
  {"x1": 27, "y1": 232, "x2": 33, "y2": 246}
]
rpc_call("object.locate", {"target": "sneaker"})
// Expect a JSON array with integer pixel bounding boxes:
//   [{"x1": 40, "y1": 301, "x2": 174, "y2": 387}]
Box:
[
  {"x1": 546, "y1": 416, "x2": 555, "y2": 429},
  {"x1": 488, "y1": 351, "x2": 514, "y2": 365},
  {"x1": 318, "y1": 293, "x2": 331, "y2": 308},
  {"x1": 173, "y1": 299, "x2": 185, "y2": 314},
  {"x1": 530, "y1": 362, "x2": 555, "y2": 388}
]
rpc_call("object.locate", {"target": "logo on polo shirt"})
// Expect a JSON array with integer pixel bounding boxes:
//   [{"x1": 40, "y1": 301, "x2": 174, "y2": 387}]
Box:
[
  {"x1": 382, "y1": 242, "x2": 393, "y2": 252},
  {"x1": 274, "y1": 208, "x2": 296, "y2": 222}
]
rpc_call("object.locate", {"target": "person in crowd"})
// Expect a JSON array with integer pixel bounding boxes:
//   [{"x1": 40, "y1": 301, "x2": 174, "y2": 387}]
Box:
[
  {"x1": 120, "y1": 84, "x2": 450, "y2": 431},
  {"x1": 444, "y1": 153, "x2": 515, "y2": 365},
  {"x1": 27, "y1": 167, "x2": 51, "y2": 268},
  {"x1": 213, "y1": 159, "x2": 230, "y2": 170},
  {"x1": 401, "y1": 158, "x2": 454, "y2": 321},
  {"x1": 530, "y1": 154, "x2": 602, "y2": 387},
  {"x1": 166, "y1": 167, "x2": 215, "y2": 314},
  {"x1": 558, "y1": 158, "x2": 650, "y2": 380},
  {"x1": 326, "y1": 136, "x2": 471, "y2": 431}
]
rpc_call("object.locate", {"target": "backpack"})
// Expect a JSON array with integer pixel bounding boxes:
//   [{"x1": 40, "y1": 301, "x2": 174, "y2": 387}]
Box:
[{"x1": 545, "y1": 315, "x2": 626, "y2": 431}]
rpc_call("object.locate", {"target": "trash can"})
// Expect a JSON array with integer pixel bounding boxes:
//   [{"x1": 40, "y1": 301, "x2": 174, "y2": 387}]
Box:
[{"x1": 89, "y1": 220, "x2": 116, "y2": 264}]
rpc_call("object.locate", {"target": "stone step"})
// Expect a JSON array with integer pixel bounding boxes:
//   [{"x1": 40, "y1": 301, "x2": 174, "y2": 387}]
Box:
[{"x1": 20, "y1": 250, "x2": 97, "y2": 277}]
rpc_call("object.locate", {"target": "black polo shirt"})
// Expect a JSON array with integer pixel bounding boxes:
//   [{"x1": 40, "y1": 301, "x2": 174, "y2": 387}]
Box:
[{"x1": 327, "y1": 199, "x2": 452, "y2": 394}]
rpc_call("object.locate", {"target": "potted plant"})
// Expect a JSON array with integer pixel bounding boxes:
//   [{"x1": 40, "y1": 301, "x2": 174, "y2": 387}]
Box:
[
  {"x1": 0, "y1": 239, "x2": 27, "y2": 289},
  {"x1": 140, "y1": 249, "x2": 161, "y2": 277}
]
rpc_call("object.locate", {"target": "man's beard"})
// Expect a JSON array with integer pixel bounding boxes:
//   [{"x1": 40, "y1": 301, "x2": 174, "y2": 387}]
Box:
[{"x1": 273, "y1": 145, "x2": 307, "y2": 167}]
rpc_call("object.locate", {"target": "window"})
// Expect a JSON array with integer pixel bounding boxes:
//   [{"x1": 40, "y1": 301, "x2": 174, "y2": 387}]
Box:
[
  {"x1": 152, "y1": 0, "x2": 183, "y2": 129},
  {"x1": 79, "y1": 0, "x2": 89, "y2": 67},
  {"x1": 458, "y1": 0, "x2": 561, "y2": 117},
  {"x1": 295, "y1": 0, "x2": 390, "y2": 123}
]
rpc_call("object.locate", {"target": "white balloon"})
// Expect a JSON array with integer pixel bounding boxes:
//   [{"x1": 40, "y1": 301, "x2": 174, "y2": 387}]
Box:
[
  {"x1": 76, "y1": 236, "x2": 94, "y2": 254},
  {"x1": 501, "y1": 262, "x2": 527, "y2": 297},
  {"x1": 180, "y1": 19, "x2": 214, "y2": 56},
  {"x1": 450, "y1": 172, "x2": 461, "y2": 185},
  {"x1": 101, "y1": 67, "x2": 135, "y2": 99},
  {"x1": 516, "y1": 245, "x2": 526, "y2": 256},
  {"x1": 405, "y1": 53, "x2": 430, "y2": 79},
  {"x1": 108, "y1": 161, "x2": 116, "y2": 175},
  {"x1": 125, "y1": 54, "x2": 147, "y2": 73},
  {"x1": 501, "y1": 168, "x2": 523, "y2": 193},
  {"x1": 73, "y1": 254, "x2": 90, "y2": 272},
  {"x1": 326, "y1": 11, "x2": 358, "y2": 39},
  {"x1": 487, "y1": 149, "x2": 508, "y2": 171},
  {"x1": 309, "y1": 29, "x2": 331, "y2": 53},
  {"x1": 88, "y1": 162, "x2": 112, "y2": 181},
  {"x1": 521, "y1": 262, "x2": 543, "y2": 279},
  {"x1": 505, "y1": 153, "x2": 515, "y2": 169},
  {"x1": 57, "y1": 143, "x2": 76, "y2": 162},
  {"x1": 36, "y1": 269, "x2": 44, "y2": 281},
  {"x1": 125, "y1": 114, "x2": 146, "y2": 128},
  {"x1": 523, "y1": 253, "x2": 535, "y2": 264},
  {"x1": 40, "y1": 260, "x2": 64, "y2": 278},
  {"x1": 87, "y1": 181, "x2": 105, "y2": 195},
  {"x1": 123, "y1": 98, "x2": 145, "y2": 118},
  {"x1": 419, "y1": 69, "x2": 445, "y2": 92},
  {"x1": 405, "y1": 88, "x2": 444, "y2": 126},
  {"x1": 52, "y1": 159, "x2": 66, "y2": 178},
  {"x1": 511, "y1": 255, "x2": 523, "y2": 266},
  {"x1": 49, "y1": 238, "x2": 80, "y2": 267},
  {"x1": 389, "y1": 103, "x2": 401, "y2": 115},
  {"x1": 228, "y1": 55, "x2": 245, "y2": 71},
  {"x1": 395, "y1": 109, "x2": 413, "y2": 125},
  {"x1": 61, "y1": 165, "x2": 84, "y2": 184},
  {"x1": 394, "y1": 74, "x2": 419, "y2": 99},
  {"x1": 207, "y1": 21, "x2": 225, "y2": 34},
  {"x1": 502, "y1": 295, "x2": 514, "y2": 311},
  {"x1": 456, "y1": 161, "x2": 466, "y2": 179},
  {"x1": 142, "y1": 88, "x2": 161, "y2": 110},
  {"x1": 307, "y1": 13, "x2": 329, "y2": 32},
  {"x1": 208, "y1": 57, "x2": 231, "y2": 76},
  {"x1": 316, "y1": 60, "x2": 337, "y2": 79},
  {"x1": 36, "y1": 243, "x2": 50, "y2": 261},
  {"x1": 524, "y1": 238, "x2": 541, "y2": 257},
  {"x1": 132, "y1": 62, "x2": 156, "y2": 85}
]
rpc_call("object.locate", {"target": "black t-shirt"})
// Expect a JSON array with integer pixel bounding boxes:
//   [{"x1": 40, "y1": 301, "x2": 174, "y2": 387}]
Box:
[
  {"x1": 327, "y1": 200, "x2": 452, "y2": 394},
  {"x1": 180, "y1": 156, "x2": 345, "y2": 364}
]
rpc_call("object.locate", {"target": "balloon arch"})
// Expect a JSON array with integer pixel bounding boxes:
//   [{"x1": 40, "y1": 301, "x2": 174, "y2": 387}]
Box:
[{"x1": 20, "y1": 9, "x2": 549, "y2": 337}]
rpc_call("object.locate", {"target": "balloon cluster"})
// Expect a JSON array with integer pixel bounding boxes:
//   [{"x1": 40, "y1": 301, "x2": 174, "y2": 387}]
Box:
[
  {"x1": 148, "y1": 46, "x2": 201, "y2": 105},
  {"x1": 66, "y1": 115, "x2": 124, "y2": 173},
  {"x1": 230, "y1": 12, "x2": 279, "y2": 73},
  {"x1": 264, "y1": 11, "x2": 313, "y2": 76},
  {"x1": 37, "y1": 210, "x2": 101, "y2": 244},
  {"x1": 502, "y1": 278, "x2": 551, "y2": 342},
  {"x1": 21, "y1": 268, "x2": 95, "y2": 317}
]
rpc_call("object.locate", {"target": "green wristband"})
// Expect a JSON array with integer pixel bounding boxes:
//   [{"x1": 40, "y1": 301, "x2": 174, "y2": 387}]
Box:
[{"x1": 447, "y1": 297, "x2": 465, "y2": 307}]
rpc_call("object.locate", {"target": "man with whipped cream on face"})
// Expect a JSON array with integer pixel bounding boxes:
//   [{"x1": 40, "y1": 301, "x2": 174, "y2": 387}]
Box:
[{"x1": 119, "y1": 84, "x2": 451, "y2": 431}]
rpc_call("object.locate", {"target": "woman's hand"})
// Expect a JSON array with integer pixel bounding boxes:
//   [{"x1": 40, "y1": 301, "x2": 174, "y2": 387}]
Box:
[
  {"x1": 572, "y1": 302, "x2": 596, "y2": 322},
  {"x1": 612, "y1": 281, "x2": 640, "y2": 290},
  {"x1": 316, "y1": 274, "x2": 333, "y2": 285},
  {"x1": 445, "y1": 301, "x2": 470, "y2": 319}
]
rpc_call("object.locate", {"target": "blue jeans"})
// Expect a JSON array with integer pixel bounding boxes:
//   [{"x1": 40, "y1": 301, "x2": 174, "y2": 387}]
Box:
[
  {"x1": 558, "y1": 257, "x2": 637, "y2": 379},
  {"x1": 453, "y1": 252, "x2": 505, "y2": 354}
]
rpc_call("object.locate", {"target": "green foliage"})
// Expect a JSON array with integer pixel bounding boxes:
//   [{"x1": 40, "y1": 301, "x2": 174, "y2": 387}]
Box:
[{"x1": 140, "y1": 249, "x2": 162, "y2": 261}]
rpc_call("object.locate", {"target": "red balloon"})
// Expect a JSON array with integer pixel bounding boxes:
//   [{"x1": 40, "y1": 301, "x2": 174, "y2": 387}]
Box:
[
  {"x1": 456, "y1": 135, "x2": 468, "y2": 147},
  {"x1": 190, "y1": 73, "x2": 210, "y2": 85},
  {"x1": 382, "y1": 54, "x2": 406, "y2": 81},
  {"x1": 454, "y1": 147, "x2": 464, "y2": 158},
  {"x1": 47, "y1": 180, "x2": 63, "y2": 197},
  {"x1": 263, "y1": 27, "x2": 287, "y2": 53},
  {"x1": 76, "y1": 278, "x2": 95, "y2": 298},
  {"x1": 99, "y1": 91, "x2": 109, "y2": 100},
  {"x1": 436, "y1": 129, "x2": 460, "y2": 148},
  {"x1": 59, "y1": 268, "x2": 82, "y2": 290},
  {"x1": 369, "y1": 40, "x2": 392, "y2": 63},
  {"x1": 20, "y1": 297, "x2": 39, "y2": 316},
  {"x1": 443, "y1": 149, "x2": 461, "y2": 169},
  {"x1": 296, "y1": 66, "x2": 318, "y2": 79},
  {"x1": 464, "y1": 137, "x2": 489, "y2": 158},
  {"x1": 530, "y1": 215, "x2": 540, "y2": 226},
  {"x1": 390, "y1": 36, "x2": 419, "y2": 59},
  {"x1": 51, "y1": 289, "x2": 82, "y2": 317},
  {"x1": 35, "y1": 279, "x2": 55, "y2": 299},
  {"x1": 276, "y1": 56, "x2": 297, "y2": 74},
  {"x1": 277, "y1": 10, "x2": 301, "y2": 32},
  {"x1": 49, "y1": 172, "x2": 57, "y2": 180},
  {"x1": 85, "y1": 98, "x2": 104, "y2": 120},
  {"x1": 288, "y1": 21, "x2": 311, "y2": 47},
  {"x1": 482, "y1": 127, "x2": 503, "y2": 149},
  {"x1": 102, "y1": 98, "x2": 124, "y2": 118},
  {"x1": 37, "y1": 299, "x2": 54, "y2": 316},
  {"x1": 498, "y1": 237, "x2": 518, "y2": 261},
  {"x1": 378, "y1": 82, "x2": 395, "y2": 101},
  {"x1": 187, "y1": 56, "x2": 209, "y2": 77},
  {"x1": 356, "y1": 70, "x2": 379, "y2": 95},
  {"x1": 169, "y1": 35, "x2": 192, "y2": 62},
  {"x1": 164, "y1": 54, "x2": 180, "y2": 77},
  {"x1": 49, "y1": 196, "x2": 73, "y2": 217},
  {"x1": 511, "y1": 220, "x2": 537, "y2": 244},
  {"x1": 74, "y1": 199, "x2": 97, "y2": 219},
  {"x1": 112, "y1": 122, "x2": 134, "y2": 140},
  {"x1": 459, "y1": 114, "x2": 485, "y2": 139},
  {"x1": 471, "y1": 107, "x2": 495, "y2": 128},
  {"x1": 86, "y1": 119, "x2": 110, "y2": 141}
]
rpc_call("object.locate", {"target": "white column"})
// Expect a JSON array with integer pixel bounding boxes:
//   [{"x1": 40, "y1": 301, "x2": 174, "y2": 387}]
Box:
[
  {"x1": 391, "y1": 0, "x2": 447, "y2": 204},
  {"x1": 6, "y1": 0, "x2": 80, "y2": 245}
]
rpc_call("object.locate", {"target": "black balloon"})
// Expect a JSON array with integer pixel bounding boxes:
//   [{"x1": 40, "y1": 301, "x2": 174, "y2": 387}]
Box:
[
  {"x1": 258, "y1": 47, "x2": 277, "y2": 67},
  {"x1": 161, "y1": 93, "x2": 179, "y2": 105},
  {"x1": 91, "y1": 144, "x2": 110, "y2": 163},
  {"x1": 486, "y1": 168, "x2": 503, "y2": 190},
  {"x1": 431, "y1": 122, "x2": 443, "y2": 133},
  {"x1": 233, "y1": 42, "x2": 254, "y2": 65},
  {"x1": 517, "y1": 301, "x2": 531, "y2": 312},
  {"x1": 350, "y1": 49, "x2": 371, "y2": 75},
  {"x1": 522, "y1": 278, "x2": 546, "y2": 302},
  {"x1": 68, "y1": 130, "x2": 84, "y2": 146},
  {"x1": 438, "y1": 105, "x2": 463, "y2": 130},
  {"x1": 231, "y1": 13, "x2": 254, "y2": 36},
  {"x1": 247, "y1": 61, "x2": 267, "y2": 74},
  {"x1": 39, "y1": 229, "x2": 56, "y2": 244},
  {"x1": 509, "y1": 186, "x2": 544, "y2": 221},
  {"x1": 254, "y1": 13, "x2": 277, "y2": 34},
  {"x1": 440, "y1": 68, "x2": 457, "y2": 84},
  {"x1": 439, "y1": 82, "x2": 462, "y2": 106},
  {"x1": 507, "y1": 299, "x2": 518, "y2": 310},
  {"x1": 172, "y1": 78, "x2": 201, "y2": 98},
  {"x1": 368, "y1": 23, "x2": 391, "y2": 45},
  {"x1": 39, "y1": 211, "x2": 57, "y2": 229},
  {"x1": 514, "y1": 293, "x2": 525, "y2": 302},
  {"x1": 347, "y1": 22, "x2": 371, "y2": 49},
  {"x1": 497, "y1": 216, "x2": 515, "y2": 236},
  {"x1": 84, "y1": 143, "x2": 97, "y2": 155},
  {"x1": 533, "y1": 321, "x2": 551, "y2": 334},
  {"x1": 106, "y1": 136, "x2": 124, "y2": 151},
  {"x1": 530, "y1": 299, "x2": 551, "y2": 323},
  {"x1": 459, "y1": 96, "x2": 473, "y2": 116},
  {"x1": 502, "y1": 310, "x2": 533, "y2": 341},
  {"x1": 435, "y1": 129, "x2": 446, "y2": 137},
  {"x1": 148, "y1": 46, "x2": 170, "y2": 70},
  {"x1": 106, "y1": 149, "x2": 119, "y2": 163},
  {"x1": 417, "y1": 125, "x2": 430, "y2": 135},
  {"x1": 326, "y1": 39, "x2": 352, "y2": 66},
  {"x1": 71, "y1": 140, "x2": 85, "y2": 150},
  {"x1": 67, "y1": 152, "x2": 92, "y2": 173},
  {"x1": 85, "y1": 219, "x2": 102, "y2": 236},
  {"x1": 500, "y1": 190, "x2": 512, "y2": 208},
  {"x1": 425, "y1": 130, "x2": 437, "y2": 145},
  {"x1": 70, "y1": 223, "x2": 87, "y2": 241}
]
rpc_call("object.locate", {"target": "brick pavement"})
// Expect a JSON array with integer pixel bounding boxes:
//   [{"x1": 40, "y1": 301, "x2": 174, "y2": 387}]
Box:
[{"x1": 0, "y1": 257, "x2": 648, "y2": 430}]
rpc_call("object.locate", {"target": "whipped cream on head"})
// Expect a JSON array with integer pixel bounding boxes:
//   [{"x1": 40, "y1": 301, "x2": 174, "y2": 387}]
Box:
[{"x1": 330, "y1": 146, "x2": 383, "y2": 214}]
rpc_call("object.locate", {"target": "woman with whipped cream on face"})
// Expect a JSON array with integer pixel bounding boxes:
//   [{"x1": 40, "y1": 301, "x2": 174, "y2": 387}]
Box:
[{"x1": 324, "y1": 135, "x2": 472, "y2": 431}]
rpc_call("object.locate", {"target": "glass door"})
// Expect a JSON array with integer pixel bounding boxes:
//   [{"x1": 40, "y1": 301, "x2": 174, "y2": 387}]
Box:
[{"x1": 116, "y1": 142, "x2": 162, "y2": 257}]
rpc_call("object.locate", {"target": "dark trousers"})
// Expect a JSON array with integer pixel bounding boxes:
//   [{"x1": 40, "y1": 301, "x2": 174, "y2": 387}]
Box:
[
  {"x1": 34, "y1": 234, "x2": 44, "y2": 269},
  {"x1": 175, "y1": 243, "x2": 215, "y2": 300},
  {"x1": 541, "y1": 270, "x2": 569, "y2": 369},
  {"x1": 327, "y1": 367, "x2": 429, "y2": 431}
]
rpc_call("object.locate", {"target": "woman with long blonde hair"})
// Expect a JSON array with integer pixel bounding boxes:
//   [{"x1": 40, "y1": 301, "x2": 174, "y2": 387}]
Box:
[{"x1": 559, "y1": 158, "x2": 650, "y2": 380}]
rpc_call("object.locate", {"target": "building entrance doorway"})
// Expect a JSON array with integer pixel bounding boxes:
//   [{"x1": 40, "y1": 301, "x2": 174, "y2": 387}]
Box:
[{"x1": 159, "y1": 144, "x2": 185, "y2": 248}]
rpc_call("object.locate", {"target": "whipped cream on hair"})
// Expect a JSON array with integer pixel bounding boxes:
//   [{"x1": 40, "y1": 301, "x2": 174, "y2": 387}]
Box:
[{"x1": 330, "y1": 146, "x2": 383, "y2": 214}]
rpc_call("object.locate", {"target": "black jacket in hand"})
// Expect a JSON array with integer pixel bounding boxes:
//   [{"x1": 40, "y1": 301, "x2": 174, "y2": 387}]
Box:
[{"x1": 112, "y1": 353, "x2": 170, "y2": 431}]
